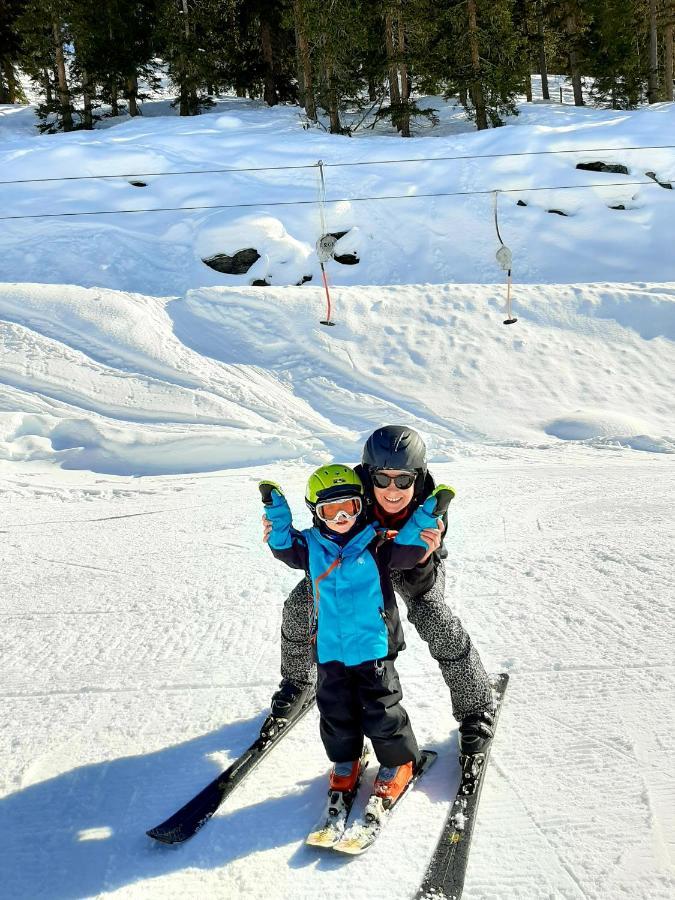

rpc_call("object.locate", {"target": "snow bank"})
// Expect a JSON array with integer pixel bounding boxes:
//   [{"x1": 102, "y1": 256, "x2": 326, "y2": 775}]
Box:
[{"x1": 1, "y1": 280, "x2": 672, "y2": 474}]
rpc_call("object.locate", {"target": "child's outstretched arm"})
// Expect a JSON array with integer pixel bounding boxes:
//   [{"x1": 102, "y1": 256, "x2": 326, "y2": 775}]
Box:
[
  {"x1": 259, "y1": 481, "x2": 309, "y2": 571},
  {"x1": 388, "y1": 485, "x2": 456, "y2": 569}
]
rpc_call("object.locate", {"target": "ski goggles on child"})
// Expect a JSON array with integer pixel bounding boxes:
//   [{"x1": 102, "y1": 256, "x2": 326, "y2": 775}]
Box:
[
  {"x1": 316, "y1": 496, "x2": 363, "y2": 523},
  {"x1": 371, "y1": 471, "x2": 416, "y2": 489}
]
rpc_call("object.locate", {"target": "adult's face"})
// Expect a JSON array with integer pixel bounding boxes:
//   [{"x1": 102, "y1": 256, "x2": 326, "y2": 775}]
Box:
[{"x1": 371, "y1": 469, "x2": 415, "y2": 516}]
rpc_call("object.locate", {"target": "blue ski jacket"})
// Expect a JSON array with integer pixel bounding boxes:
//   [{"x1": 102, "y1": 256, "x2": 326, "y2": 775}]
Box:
[{"x1": 265, "y1": 490, "x2": 442, "y2": 667}]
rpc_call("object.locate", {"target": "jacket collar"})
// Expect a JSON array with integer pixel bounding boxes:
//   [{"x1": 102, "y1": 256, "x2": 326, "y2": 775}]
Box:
[{"x1": 312, "y1": 523, "x2": 377, "y2": 556}]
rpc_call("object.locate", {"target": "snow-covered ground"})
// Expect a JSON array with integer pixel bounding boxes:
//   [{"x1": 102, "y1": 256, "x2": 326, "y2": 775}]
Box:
[{"x1": 0, "y1": 93, "x2": 674, "y2": 899}]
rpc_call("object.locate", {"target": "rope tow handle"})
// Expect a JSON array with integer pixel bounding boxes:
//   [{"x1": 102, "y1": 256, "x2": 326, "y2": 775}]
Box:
[
  {"x1": 494, "y1": 190, "x2": 518, "y2": 326},
  {"x1": 316, "y1": 160, "x2": 336, "y2": 327}
]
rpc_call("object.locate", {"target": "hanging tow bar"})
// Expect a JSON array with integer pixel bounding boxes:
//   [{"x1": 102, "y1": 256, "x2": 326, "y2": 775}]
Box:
[
  {"x1": 493, "y1": 191, "x2": 518, "y2": 325},
  {"x1": 316, "y1": 160, "x2": 336, "y2": 327}
]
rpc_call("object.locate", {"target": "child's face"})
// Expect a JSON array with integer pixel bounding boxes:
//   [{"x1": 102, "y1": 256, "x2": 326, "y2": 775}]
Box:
[
  {"x1": 324, "y1": 515, "x2": 357, "y2": 535},
  {"x1": 317, "y1": 495, "x2": 361, "y2": 534}
]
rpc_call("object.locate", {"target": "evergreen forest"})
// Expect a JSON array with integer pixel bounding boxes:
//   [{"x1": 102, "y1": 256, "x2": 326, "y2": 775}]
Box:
[{"x1": 1, "y1": 0, "x2": 674, "y2": 134}]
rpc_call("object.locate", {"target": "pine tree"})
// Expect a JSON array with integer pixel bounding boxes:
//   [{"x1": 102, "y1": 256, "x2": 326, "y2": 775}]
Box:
[
  {"x1": 0, "y1": 0, "x2": 27, "y2": 103},
  {"x1": 16, "y1": 0, "x2": 77, "y2": 131},
  {"x1": 426, "y1": 0, "x2": 527, "y2": 129},
  {"x1": 584, "y1": 0, "x2": 648, "y2": 108}
]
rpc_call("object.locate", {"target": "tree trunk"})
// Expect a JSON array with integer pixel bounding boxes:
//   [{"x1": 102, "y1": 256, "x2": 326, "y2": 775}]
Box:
[
  {"x1": 189, "y1": 86, "x2": 198, "y2": 115},
  {"x1": 536, "y1": 1, "x2": 550, "y2": 99},
  {"x1": 665, "y1": 23, "x2": 674, "y2": 102},
  {"x1": 565, "y1": 12, "x2": 584, "y2": 106},
  {"x1": 1, "y1": 61, "x2": 18, "y2": 103},
  {"x1": 468, "y1": 0, "x2": 488, "y2": 129},
  {"x1": 459, "y1": 86, "x2": 468, "y2": 107},
  {"x1": 179, "y1": 78, "x2": 189, "y2": 116},
  {"x1": 110, "y1": 80, "x2": 119, "y2": 116},
  {"x1": 385, "y1": 7, "x2": 401, "y2": 129},
  {"x1": 52, "y1": 20, "x2": 73, "y2": 131},
  {"x1": 327, "y1": 52, "x2": 341, "y2": 133},
  {"x1": 519, "y1": 0, "x2": 532, "y2": 101},
  {"x1": 82, "y1": 69, "x2": 93, "y2": 129},
  {"x1": 294, "y1": 0, "x2": 316, "y2": 120},
  {"x1": 647, "y1": 0, "x2": 659, "y2": 102},
  {"x1": 397, "y1": 2, "x2": 410, "y2": 136},
  {"x1": 368, "y1": 75, "x2": 377, "y2": 101},
  {"x1": 44, "y1": 69, "x2": 53, "y2": 105},
  {"x1": 0, "y1": 64, "x2": 9, "y2": 103},
  {"x1": 126, "y1": 74, "x2": 140, "y2": 116},
  {"x1": 260, "y1": 16, "x2": 278, "y2": 105}
]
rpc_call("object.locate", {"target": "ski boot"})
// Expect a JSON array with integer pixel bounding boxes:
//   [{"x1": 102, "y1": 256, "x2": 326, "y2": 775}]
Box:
[
  {"x1": 330, "y1": 759, "x2": 362, "y2": 793},
  {"x1": 306, "y1": 752, "x2": 370, "y2": 847},
  {"x1": 458, "y1": 708, "x2": 495, "y2": 756},
  {"x1": 259, "y1": 677, "x2": 315, "y2": 741},
  {"x1": 371, "y1": 761, "x2": 415, "y2": 810}
]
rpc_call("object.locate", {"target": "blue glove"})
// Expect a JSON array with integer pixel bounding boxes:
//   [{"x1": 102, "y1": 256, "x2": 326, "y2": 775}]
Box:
[
  {"x1": 394, "y1": 485, "x2": 455, "y2": 549},
  {"x1": 259, "y1": 482, "x2": 293, "y2": 550}
]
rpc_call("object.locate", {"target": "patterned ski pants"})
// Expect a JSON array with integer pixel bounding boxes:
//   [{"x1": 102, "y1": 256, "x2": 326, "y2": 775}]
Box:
[{"x1": 279, "y1": 560, "x2": 493, "y2": 720}]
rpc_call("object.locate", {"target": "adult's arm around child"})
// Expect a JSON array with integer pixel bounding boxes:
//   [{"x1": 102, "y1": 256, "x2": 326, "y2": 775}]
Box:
[{"x1": 388, "y1": 485, "x2": 456, "y2": 569}]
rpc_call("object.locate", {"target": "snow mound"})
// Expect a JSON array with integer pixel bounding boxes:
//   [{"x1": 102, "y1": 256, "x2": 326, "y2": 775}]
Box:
[
  {"x1": 545, "y1": 409, "x2": 653, "y2": 440},
  {"x1": 195, "y1": 214, "x2": 313, "y2": 286},
  {"x1": 544, "y1": 410, "x2": 674, "y2": 452}
]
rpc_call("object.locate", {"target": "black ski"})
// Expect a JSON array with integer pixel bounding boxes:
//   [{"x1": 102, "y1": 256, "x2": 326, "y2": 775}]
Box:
[
  {"x1": 147, "y1": 694, "x2": 315, "y2": 844},
  {"x1": 415, "y1": 672, "x2": 509, "y2": 900}
]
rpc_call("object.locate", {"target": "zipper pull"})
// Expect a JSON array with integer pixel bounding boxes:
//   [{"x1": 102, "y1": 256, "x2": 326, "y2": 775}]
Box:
[{"x1": 379, "y1": 607, "x2": 388, "y2": 622}]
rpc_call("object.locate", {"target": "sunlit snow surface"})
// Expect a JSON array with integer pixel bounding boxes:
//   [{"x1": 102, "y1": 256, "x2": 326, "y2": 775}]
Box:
[{"x1": 0, "y1": 93, "x2": 674, "y2": 899}]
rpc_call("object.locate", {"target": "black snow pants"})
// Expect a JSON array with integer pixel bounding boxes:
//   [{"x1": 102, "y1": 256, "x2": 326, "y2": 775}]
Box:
[
  {"x1": 317, "y1": 658, "x2": 419, "y2": 767},
  {"x1": 279, "y1": 560, "x2": 493, "y2": 720}
]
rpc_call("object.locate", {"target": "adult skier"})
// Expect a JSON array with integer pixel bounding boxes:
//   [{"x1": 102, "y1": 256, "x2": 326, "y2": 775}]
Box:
[{"x1": 261, "y1": 425, "x2": 495, "y2": 755}]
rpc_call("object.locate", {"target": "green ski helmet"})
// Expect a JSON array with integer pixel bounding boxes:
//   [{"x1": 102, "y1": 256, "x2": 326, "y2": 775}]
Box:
[{"x1": 305, "y1": 464, "x2": 363, "y2": 512}]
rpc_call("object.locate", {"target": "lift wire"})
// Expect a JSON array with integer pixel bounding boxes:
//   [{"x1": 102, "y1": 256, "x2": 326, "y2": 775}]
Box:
[
  {"x1": 0, "y1": 144, "x2": 673, "y2": 187},
  {"x1": 0, "y1": 179, "x2": 661, "y2": 223}
]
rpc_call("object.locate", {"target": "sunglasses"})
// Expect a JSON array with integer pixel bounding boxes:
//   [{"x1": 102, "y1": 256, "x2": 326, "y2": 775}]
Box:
[
  {"x1": 316, "y1": 496, "x2": 363, "y2": 523},
  {"x1": 371, "y1": 471, "x2": 416, "y2": 489}
]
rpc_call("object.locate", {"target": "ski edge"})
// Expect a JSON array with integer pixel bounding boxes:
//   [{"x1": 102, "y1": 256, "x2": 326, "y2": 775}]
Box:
[{"x1": 414, "y1": 672, "x2": 509, "y2": 900}]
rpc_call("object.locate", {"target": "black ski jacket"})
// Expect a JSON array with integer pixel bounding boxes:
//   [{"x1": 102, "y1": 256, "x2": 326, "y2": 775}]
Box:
[{"x1": 355, "y1": 465, "x2": 448, "y2": 599}]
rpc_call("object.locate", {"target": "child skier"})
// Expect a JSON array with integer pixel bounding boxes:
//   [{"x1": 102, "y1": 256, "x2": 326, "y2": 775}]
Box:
[{"x1": 259, "y1": 464, "x2": 454, "y2": 821}]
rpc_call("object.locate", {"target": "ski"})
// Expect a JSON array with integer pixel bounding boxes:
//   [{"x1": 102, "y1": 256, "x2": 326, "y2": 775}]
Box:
[
  {"x1": 146, "y1": 693, "x2": 316, "y2": 844},
  {"x1": 306, "y1": 747, "x2": 371, "y2": 848},
  {"x1": 332, "y1": 749, "x2": 438, "y2": 855},
  {"x1": 415, "y1": 672, "x2": 509, "y2": 900}
]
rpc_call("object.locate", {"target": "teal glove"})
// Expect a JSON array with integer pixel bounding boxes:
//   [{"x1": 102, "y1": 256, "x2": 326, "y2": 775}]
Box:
[
  {"x1": 393, "y1": 484, "x2": 455, "y2": 549},
  {"x1": 259, "y1": 481, "x2": 293, "y2": 549}
]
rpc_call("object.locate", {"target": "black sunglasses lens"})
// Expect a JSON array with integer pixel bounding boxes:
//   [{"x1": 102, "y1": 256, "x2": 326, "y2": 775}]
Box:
[
  {"x1": 395, "y1": 474, "x2": 416, "y2": 488},
  {"x1": 373, "y1": 472, "x2": 415, "y2": 489}
]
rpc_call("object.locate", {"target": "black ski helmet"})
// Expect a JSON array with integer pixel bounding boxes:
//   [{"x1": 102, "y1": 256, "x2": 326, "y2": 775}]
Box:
[{"x1": 362, "y1": 425, "x2": 428, "y2": 497}]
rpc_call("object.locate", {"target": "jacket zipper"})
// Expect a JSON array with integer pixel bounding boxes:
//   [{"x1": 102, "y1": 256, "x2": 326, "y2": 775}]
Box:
[{"x1": 312, "y1": 550, "x2": 342, "y2": 637}]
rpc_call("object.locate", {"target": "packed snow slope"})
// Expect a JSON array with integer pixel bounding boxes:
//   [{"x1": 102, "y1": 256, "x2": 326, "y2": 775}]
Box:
[
  {"x1": 1, "y1": 96, "x2": 675, "y2": 293},
  {"x1": 0, "y1": 94, "x2": 674, "y2": 900},
  {"x1": 1, "y1": 457, "x2": 674, "y2": 900},
  {"x1": 0, "y1": 281, "x2": 673, "y2": 472}
]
